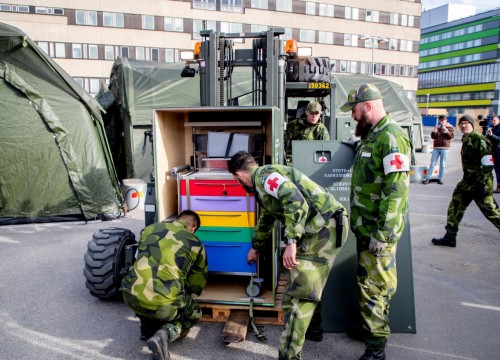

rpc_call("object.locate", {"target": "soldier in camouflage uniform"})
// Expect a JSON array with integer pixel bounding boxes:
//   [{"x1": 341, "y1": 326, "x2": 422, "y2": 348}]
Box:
[
  {"x1": 121, "y1": 210, "x2": 208, "y2": 360},
  {"x1": 228, "y1": 151, "x2": 348, "y2": 360},
  {"x1": 432, "y1": 115, "x2": 500, "y2": 247},
  {"x1": 285, "y1": 102, "x2": 330, "y2": 163},
  {"x1": 341, "y1": 83, "x2": 411, "y2": 360}
]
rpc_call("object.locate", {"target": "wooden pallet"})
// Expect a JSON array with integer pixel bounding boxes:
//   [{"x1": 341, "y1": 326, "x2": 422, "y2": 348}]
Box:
[{"x1": 198, "y1": 272, "x2": 289, "y2": 327}]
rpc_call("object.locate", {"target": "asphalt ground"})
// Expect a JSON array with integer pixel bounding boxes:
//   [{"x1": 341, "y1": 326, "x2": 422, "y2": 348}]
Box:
[{"x1": 0, "y1": 127, "x2": 499, "y2": 360}]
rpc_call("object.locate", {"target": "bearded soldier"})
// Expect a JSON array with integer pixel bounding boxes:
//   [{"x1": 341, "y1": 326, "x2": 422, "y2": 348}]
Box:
[
  {"x1": 340, "y1": 83, "x2": 411, "y2": 360},
  {"x1": 432, "y1": 114, "x2": 500, "y2": 246},
  {"x1": 228, "y1": 151, "x2": 348, "y2": 360},
  {"x1": 121, "y1": 210, "x2": 208, "y2": 360}
]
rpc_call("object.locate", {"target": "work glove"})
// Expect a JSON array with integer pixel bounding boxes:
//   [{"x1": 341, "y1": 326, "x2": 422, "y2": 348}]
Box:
[
  {"x1": 341, "y1": 136, "x2": 360, "y2": 149},
  {"x1": 368, "y1": 238, "x2": 387, "y2": 254}
]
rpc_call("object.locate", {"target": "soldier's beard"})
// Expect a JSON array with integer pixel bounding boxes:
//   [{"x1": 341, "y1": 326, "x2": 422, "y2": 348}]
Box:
[
  {"x1": 355, "y1": 119, "x2": 371, "y2": 139},
  {"x1": 241, "y1": 183, "x2": 254, "y2": 193}
]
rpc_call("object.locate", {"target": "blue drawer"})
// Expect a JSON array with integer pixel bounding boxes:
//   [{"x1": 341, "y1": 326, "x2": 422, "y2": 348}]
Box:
[{"x1": 203, "y1": 241, "x2": 256, "y2": 274}]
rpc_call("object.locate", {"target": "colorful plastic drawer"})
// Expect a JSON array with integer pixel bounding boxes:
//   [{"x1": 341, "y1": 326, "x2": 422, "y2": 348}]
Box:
[
  {"x1": 196, "y1": 226, "x2": 254, "y2": 243},
  {"x1": 197, "y1": 211, "x2": 255, "y2": 228},
  {"x1": 180, "y1": 179, "x2": 251, "y2": 197},
  {"x1": 180, "y1": 195, "x2": 256, "y2": 212},
  {"x1": 203, "y1": 241, "x2": 256, "y2": 274}
]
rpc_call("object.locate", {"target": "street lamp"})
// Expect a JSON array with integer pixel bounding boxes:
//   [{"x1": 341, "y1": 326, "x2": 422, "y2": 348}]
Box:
[
  {"x1": 360, "y1": 35, "x2": 388, "y2": 75},
  {"x1": 426, "y1": 93, "x2": 430, "y2": 116}
]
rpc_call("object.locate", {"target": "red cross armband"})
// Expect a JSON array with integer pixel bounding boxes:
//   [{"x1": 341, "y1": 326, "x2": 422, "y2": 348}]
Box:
[
  {"x1": 481, "y1": 155, "x2": 494, "y2": 166},
  {"x1": 263, "y1": 172, "x2": 289, "y2": 198},
  {"x1": 383, "y1": 152, "x2": 410, "y2": 175}
]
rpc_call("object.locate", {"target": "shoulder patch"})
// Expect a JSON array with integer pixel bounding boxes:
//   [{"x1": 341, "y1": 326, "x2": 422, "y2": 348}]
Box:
[
  {"x1": 383, "y1": 152, "x2": 410, "y2": 175},
  {"x1": 263, "y1": 172, "x2": 289, "y2": 198},
  {"x1": 481, "y1": 155, "x2": 494, "y2": 166}
]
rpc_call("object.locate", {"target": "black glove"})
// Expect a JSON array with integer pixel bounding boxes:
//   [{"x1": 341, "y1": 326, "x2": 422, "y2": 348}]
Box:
[{"x1": 342, "y1": 136, "x2": 360, "y2": 149}]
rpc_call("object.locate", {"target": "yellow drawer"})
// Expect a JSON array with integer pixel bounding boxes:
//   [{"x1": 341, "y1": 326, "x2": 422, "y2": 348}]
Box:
[{"x1": 197, "y1": 211, "x2": 255, "y2": 228}]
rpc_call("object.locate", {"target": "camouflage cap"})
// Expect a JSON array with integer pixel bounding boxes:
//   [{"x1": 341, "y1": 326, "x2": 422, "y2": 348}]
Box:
[
  {"x1": 340, "y1": 83, "x2": 382, "y2": 112},
  {"x1": 459, "y1": 114, "x2": 475, "y2": 127},
  {"x1": 306, "y1": 102, "x2": 322, "y2": 113}
]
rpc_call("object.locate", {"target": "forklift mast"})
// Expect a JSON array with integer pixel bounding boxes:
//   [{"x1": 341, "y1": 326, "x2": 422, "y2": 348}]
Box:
[{"x1": 195, "y1": 28, "x2": 338, "y2": 138}]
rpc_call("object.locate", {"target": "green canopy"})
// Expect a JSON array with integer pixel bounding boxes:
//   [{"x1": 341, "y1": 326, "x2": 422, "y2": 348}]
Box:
[{"x1": 0, "y1": 22, "x2": 122, "y2": 224}]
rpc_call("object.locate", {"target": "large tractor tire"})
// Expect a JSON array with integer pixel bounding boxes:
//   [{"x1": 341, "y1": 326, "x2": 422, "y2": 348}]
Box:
[{"x1": 84, "y1": 227, "x2": 136, "y2": 300}]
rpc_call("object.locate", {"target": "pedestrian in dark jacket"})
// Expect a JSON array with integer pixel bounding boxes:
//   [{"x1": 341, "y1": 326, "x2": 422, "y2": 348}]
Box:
[
  {"x1": 422, "y1": 114, "x2": 455, "y2": 185},
  {"x1": 486, "y1": 115, "x2": 500, "y2": 193}
]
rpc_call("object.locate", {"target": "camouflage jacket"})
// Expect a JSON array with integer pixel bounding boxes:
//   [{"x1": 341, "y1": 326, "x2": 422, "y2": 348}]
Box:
[
  {"x1": 285, "y1": 118, "x2": 330, "y2": 155},
  {"x1": 250, "y1": 165, "x2": 345, "y2": 251},
  {"x1": 460, "y1": 131, "x2": 494, "y2": 186},
  {"x1": 350, "y1": 114, "x2": 410, "y2": 244},
  {"x1": 121, "y1": 220, "x2": 208, "y2": 311}
]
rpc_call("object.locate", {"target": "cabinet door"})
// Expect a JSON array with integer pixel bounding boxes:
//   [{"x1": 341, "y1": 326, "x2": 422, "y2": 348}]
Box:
[
  {"x1": 203, "y1": 241, "x2": 257, "y2": 274},
  {"x1": 180, "y1": 195, "x2": 255, "y2": 212}
]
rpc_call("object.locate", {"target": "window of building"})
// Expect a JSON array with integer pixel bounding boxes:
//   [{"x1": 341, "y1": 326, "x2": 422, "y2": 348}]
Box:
[
  {"x1": 390, "y1": 13, "x2": 399, "y2": 25},
  {"x1": 55, "y1": 43, "x2": 65, "y2": 58},
  {"x1": 151, "y1": 48, "x2": 159, "y2": 61},
  {"x1": 276, "y1": 0, "x2": 292, "y2": 12},
  {"x1": 350, "y1": 61, "x2": 357, "y2": 73},
  {"x1": 390, "y1": 64, "x2": 396, "y2": 75},
  {"x1": 88, "y1": 44, "x2": 98, "y2": 59},
  {"x1": 165, "y1": 49, "x2": 181, "y2": 63},
  {"x1": 74, "y1": 78, "x2": 84, "y2": 88},
  {"x1": 280, "y1": 28, "x2": 293, "y2": 40},
  {"x1": 136, "y1": 47, "x2": 145, "y2": 60},
  {"x1": 251, "y1": 0, "x2": 268, "y2": 10},
  {"x1": 193, "y1": 0, "x2": 216, "y2": 10},
  {"x1": 142, "y1": 15, "x2": 155, "y2": 30},
  {"x1": 72, "y1": 44, "x2": 82, "y2": 58},
  {"x1": 76, "y1": 10, "x2": 97, "y2": 26},
  {"x1": 38, "y1": 41, "x2": 49, "y2": 55},
  {"x1": 408, "y1": 66, "x2": 415, "y2": 77},
  {"x1": 18, "y1": 5, "x2": 29, "y2": 12},
  {"x1": 408, "y1": 15, "x2": 414, "y2": 27},
  {"x1": 120, "y1": 46, "x2": 129, "y2": 58},
  {"x1": 381, "y1": 64, "x2": 387, "y2": 75},
  {"x1": 306, "y1": 2, "x2": 315, "y2": 15},
  {"x1": 89, "y1": 79, "x2": 100, "y2": 94},
  {"x1": 339, "y1": 60, "x2": 347, "y2": 72},
  {"x1": 103, "y1": 12, "x2": 124, "y2": 28},
  {"x1": 345, "y1": 7, "x2": 359, "y2": 20},
  {"x1": 399, "y1": 65, "x2": 406, "y2": 76},
  {"x1": 366, "y1": 10, "x2": 379, "y2": 22},
  {"x1": 299, "y1": 29, "x2": 315, "y2": 43},
  {"x1": 221, "y1": 0, "x2": 243, "y2": 12},
  {"x1": 251, "y1": 24, "x2": 268, "y2": 32},
  {"x1": 165, "y1": 17, "x2": 183, "y2": 32},
  {"x1": 344, "y1": 34, "x2": 358, "y2": 47},
  {"x1": 105, "y1": 45, "x2": 114, "y2": 60},
  {"x1": 319, "y1": 31, "x2": 333, "y2": 44},
  {"x1": 389, "y1": 39, "x2": 397, "y2": 50},
  {"x1": 319, "y1": 4, "x2": 334, "y2": 17},
  {"x1": 192, "y1": 19, "x2": 216, "y2": 40},
  {"x1": 401, "y1": 14, "x2": 408, "y2": 26},
  {"x1": 35, "y1": 7, "x2": 64, "y2": 15}
]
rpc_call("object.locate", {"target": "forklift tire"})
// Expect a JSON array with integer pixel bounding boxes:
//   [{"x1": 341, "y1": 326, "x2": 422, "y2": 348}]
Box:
[{"x1": 83, "y1": 227, "x2": 136, "y2": 300}]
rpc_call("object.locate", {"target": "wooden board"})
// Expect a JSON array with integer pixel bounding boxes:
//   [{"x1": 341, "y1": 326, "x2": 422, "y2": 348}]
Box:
[{"x1": 221, "y1": 310, "x2": 249, "y2": 343}]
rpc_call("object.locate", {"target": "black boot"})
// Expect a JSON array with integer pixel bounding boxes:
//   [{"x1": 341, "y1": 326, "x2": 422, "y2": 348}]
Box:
[
  {"x1": 147, "y1": 328, "x2": 170, "y2": 360},
  {"x1": 359, "y1": 349, "x2": 386, "y2": 360},
  {"x1": 305, "y1": 305, "x2": 324, "y2": 342},
  {"x1": 431, "y1": 234, "x2": 456, "y2": 247}
]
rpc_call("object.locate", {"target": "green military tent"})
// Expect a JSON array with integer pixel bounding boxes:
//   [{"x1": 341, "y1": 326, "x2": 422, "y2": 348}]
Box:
[{"x1": 0, "y1": 22, "x2": 123, "y2": 224}]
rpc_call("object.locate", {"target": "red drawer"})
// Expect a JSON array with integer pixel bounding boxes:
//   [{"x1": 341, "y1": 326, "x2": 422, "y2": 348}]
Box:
[{"x1": 180, "y1": 179, "x2": 252, "y2": 197}]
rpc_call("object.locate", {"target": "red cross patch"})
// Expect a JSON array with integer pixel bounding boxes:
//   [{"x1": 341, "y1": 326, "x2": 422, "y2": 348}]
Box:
[
  {"x1": 383, "y1": 152, "x2": 410, "y2": 174},
  {"x1": 263, "y1": 172, "x2": 288, "y2": 198}
]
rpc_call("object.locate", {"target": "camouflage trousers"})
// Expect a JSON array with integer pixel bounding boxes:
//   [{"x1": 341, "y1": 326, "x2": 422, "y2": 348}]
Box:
[
  {"x1": 445, "y1": 182, "x2": 500, "y2": 236},
  {"x1": 131, "y1": 296, "x2": 202, "y2": 342},
  {"x1": 357, "y1": 241, "x2": 398, "y2": 351},
  {"x1": 279, "y1": 216, "x2": 348, "y2": 360}
]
